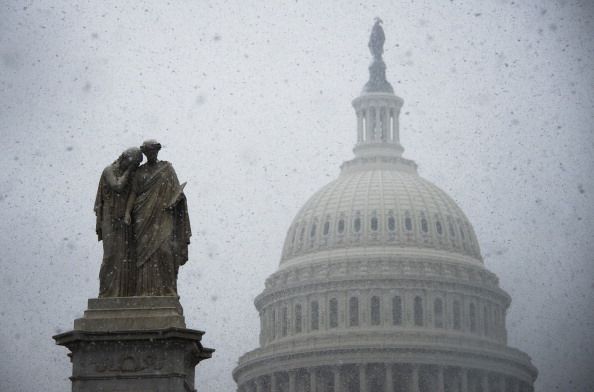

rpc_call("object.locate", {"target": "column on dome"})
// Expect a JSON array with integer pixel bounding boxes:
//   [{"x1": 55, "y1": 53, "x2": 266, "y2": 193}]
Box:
[
  {"x1": 386, "y1": 108, "x2": 392, "y2": 142},
  {"x1": 286, "y1": 299, "x2": 293, "y2": 337},
  {"x1": 365, "y1": 107, "x2": 372, "y2": 141},
  {"x1": 267, "y1": 307, "x2": 272, "y2": 342},
  {"x1": 404, "y1": 293, "x2": 413, "y2": 327},
  {"x1": 385, "y1": 364, "x2": 395, "y2": 392},
  {"x1": 263, "y1": 310, "x2": 269, "y2": 344},
  {"x1": 388, "y1": 107, "x2": 397, "y2": 143},
  {"x1": 309, "y1": 368, "x2": 317, "y2": 392},
  {"x1": 332, "y1": 366, "x2": 341, "y2": 392},
  {"x1": 480, "y1": 371, "x2": 489, "y2": 392},
  {"x1": 288, "y1": 371, "x2": 296, "y2": 392},
  {"x1": 255, "y1": 377, "x2": 264, "y2": 392},
  {"x1": 460, "y1": 368, "x2": 468, "y2": 392},
  {"x1": 393, "y1": 106, "x2": 400, "y2": 142},
  {"x1": 463, "y1": 298, "x2": 469, "y2": 333},
  {"x1": 502, "y1": 316, "x2": 509, "y2": 343},
  {"x1": 410, "y1": 365, "x2": 420, "y2": 392},
  {"x1": 361, "y1": 107, "x2": 368, "y2": 141},
  {"x1": 489, "y1": 306, "x2": 495, "y2": 339},
  {"x1": 320, "y1": 293, "x2": 327, "y2": 330},
  {"x1": 362, "y1": 108, "x2": 369, "y2": 142},
  {"x1": 271, "y1": 373, "x2": 278, "y2": 392},
  {"x1": 382, "y1": 290, "x2": 391, "y2": 325},
  {"x1": 377, "y1": 106, "x2": 385, "y2": 142},
  {"x1": 480, "y1": 304, "x2": 487, "y2": 337},
  {"x1": 359, "y1": 364, "x2": 368, "y2": 392},
  {"x1": 527, "y1": 382, "x2": 535, "y2": 392},
  {"x1": 340, "y1": 292, "x2": 347, "y2": 328},
  {"x1": 270, "y1": 306, "x2": 276, "y2": 342},
  {"x1": 512, "y1": 379, "x2": 520, "y2": 392},
  {"x1": 497, "y1": 375, "x2": 506, "y2": 392},
  {"x1": 382, "y1": 106, "x2": 389, "y2": 141},
  {"x1": 357, "y1": 111, "x2": 363, "y2": 143},
  {"x1": 374, "y1": 106, "x2": 381, "y2": 141},
  {"x1": 445, "y1": 295, "x2": 452, "y2": 330},
  {"x1": 364, "y1": 105, "x2": 373, "y2": 143},
  {"x1": 305, "y1": 298, "x2": 311, "y2": 333},
  {"x1": 437, "y1": 366, "x2": 445, "y2": 392},
  {"x1": 259, "y1": 310, "x2": 265, "y2": 345}
]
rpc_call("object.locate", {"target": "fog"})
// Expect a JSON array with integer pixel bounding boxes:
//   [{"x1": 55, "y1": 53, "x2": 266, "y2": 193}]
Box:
[{"x1": 0, "y1": 1, "x2": 593, "y2": 391}]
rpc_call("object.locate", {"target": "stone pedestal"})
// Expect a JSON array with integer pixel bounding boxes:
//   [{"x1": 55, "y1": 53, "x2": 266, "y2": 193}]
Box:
[{"x1": 54, "y1": 296, "x2": 214, "y2": 392}]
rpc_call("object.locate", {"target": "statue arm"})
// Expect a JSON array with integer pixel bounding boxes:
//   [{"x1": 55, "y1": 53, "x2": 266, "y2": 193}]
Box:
[
  {"x1": 103, "y1": 166, "x2": 132, "y2": 193},
  {"x1": 124, "y1": 169, "x2": 142, "y2": 225},
  {"x1": 124, "y1": 188, "x2": 136, "y2": 226}
]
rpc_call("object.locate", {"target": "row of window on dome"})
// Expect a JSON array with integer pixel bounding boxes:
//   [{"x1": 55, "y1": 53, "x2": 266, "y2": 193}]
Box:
[
  {"x1": 263, "y1": 293, "x2": 505, "y2": 343},
  {"x1": 284, "y1": 210, "x2": 478, "y2": 256}
]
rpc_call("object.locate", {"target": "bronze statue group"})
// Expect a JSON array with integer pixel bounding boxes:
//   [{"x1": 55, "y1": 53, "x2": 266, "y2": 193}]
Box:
[
  {"x1": 94, "y1": 140, "x2": 191, "y2": 297},
  {"x1": 93, "y1": 19, "x2": 387, "y2": 300}
]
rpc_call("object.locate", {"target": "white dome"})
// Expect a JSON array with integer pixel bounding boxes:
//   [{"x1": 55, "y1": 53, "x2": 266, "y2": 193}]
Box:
[
  {"x1": 234, "y1": 24, "x2": 536, "y2": 391},
  {"x1": 281, "y1": 159, "x2": 483, "y2": 267}
]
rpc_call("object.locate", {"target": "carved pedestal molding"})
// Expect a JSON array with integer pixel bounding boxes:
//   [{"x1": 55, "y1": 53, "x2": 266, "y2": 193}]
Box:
[{"x1": 54, "y1": 297, "x2": 213, "y2": 392}]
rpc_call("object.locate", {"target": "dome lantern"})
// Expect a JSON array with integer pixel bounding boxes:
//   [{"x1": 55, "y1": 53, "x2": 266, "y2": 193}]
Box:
[{"x1": 351, "y1": 19, "x2": 406, "y2": 163}]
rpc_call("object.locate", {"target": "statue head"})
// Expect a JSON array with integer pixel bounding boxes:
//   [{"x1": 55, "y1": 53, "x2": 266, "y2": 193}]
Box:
[
  {"x1": 140, "y1": 139, "x2": 162, "y2": 163},
  {"x1": 119, "y1": 147, "x2": 143, "y2": 170}
]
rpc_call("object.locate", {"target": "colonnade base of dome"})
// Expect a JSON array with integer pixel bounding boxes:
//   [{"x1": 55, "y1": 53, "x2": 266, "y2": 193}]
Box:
[{"x1": 238, "y1": 364, "x2": 533, "y2": 392}]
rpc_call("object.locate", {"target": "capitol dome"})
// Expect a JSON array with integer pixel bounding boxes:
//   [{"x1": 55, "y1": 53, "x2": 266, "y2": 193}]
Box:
[
  {"x1": 280, "y1": 160, "x2": 482, "y2": 269},
  {"x1": 234, "y1": 20, "x2": 536, "y2": 392}
]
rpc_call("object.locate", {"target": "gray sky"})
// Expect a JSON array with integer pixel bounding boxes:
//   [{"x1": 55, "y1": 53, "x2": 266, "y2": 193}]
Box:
[{"x1": 0, "y1": 1, "x2": 593, "y2": 391}]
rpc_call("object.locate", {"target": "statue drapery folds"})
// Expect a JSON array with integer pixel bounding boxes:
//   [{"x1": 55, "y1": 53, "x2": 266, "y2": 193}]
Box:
[
  {"x1": 368, "y1": 17, "x2": 385, "y2": 60},
  {"x1": 129, "y1": 158, "x2": 191, "y2": 296},
  {"x1": 94, "y1": 148, "x2": 143, "y2": 297},
  {"x1": 95, "y1": 140, "x2": 191, "y2": 297}
]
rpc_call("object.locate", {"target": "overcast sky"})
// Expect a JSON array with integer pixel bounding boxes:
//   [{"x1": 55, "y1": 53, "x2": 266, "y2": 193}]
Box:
[{"x1": 0, "y1": 1, "x2": 593, "y2": 391}]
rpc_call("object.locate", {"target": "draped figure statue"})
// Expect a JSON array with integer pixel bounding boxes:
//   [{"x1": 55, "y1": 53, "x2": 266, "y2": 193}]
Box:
[
  {"x1": 124, "y1": 139, "x2": 191, "y2": 296},
  {"x1": 94, "y1": 147, "x2": 143, "y2": 297},
  {"x1": 368, "y1": 17, "x2": 385, "y2": 60}
]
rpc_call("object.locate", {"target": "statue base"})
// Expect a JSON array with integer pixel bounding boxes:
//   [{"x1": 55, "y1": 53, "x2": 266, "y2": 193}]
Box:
[{"x1": 53, "y1": 296, "x2": 214, "y2": 392}]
